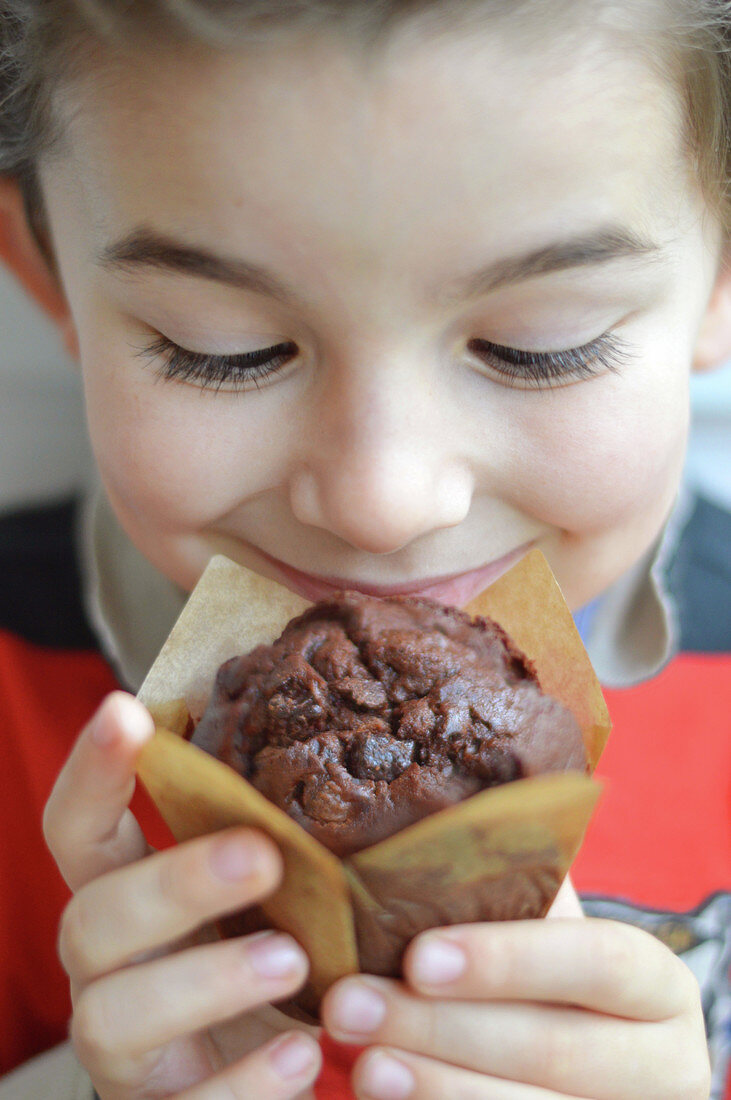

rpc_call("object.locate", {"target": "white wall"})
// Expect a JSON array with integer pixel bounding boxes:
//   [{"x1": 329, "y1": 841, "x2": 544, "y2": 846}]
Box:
[{"x1": 0, "y1": 265, "x2": 729, "y2": 513}]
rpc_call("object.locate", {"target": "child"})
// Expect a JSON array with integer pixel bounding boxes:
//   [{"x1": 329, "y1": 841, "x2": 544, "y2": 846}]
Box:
[{"x1": 0, "y1": 0, "x2": 727, "y2": 1096}]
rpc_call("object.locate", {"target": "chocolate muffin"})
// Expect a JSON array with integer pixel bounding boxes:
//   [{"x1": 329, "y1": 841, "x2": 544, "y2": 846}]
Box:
[{"x1": 191, "y1": 592, "x2": 587, "y2": 857}]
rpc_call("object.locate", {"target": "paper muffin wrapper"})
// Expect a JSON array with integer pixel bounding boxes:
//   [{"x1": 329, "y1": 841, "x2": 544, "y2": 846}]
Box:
[
  {"x1": 344, "y1": 770, "x2": 600, "y2": 976},
  {"x1": 136, "y1": 549, "x2": 610, "y2": 1014}
]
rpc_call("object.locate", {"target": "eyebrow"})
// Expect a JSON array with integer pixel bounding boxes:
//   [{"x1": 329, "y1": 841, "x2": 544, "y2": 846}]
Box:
[
  {"x1": 98, "y1": 224, "x2": 661, "y2": 304},
  {"x1": 442, "y1": 226, "x2": 661, "y2": 301},
  {"x1": 99, "y1": 228, "x2": 297, "y2": 304}
]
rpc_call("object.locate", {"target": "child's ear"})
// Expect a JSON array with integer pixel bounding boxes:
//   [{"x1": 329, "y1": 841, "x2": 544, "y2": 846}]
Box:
[
  {"x1": 693, "y1": 247, "x2": 731, "y2": 373},
  {"x1": 0, "y1": 176, "x2": 79, "y2": 360}
]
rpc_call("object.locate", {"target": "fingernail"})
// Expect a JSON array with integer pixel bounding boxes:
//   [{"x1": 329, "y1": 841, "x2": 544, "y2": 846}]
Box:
[
  {"x1": 411, "y1": 935, "x2": 466, "y2": 985},
  {"x1": 360, "y1": 1051, "x2": 414, "y2": 1099},
  {"x1": 247, "y1": 932, "x2": 304, "y2": 979},
  {"x1": 330, "y1": 981, "x2": 386, "y2": 1035},
  {"x1": 209, "y1": 834, "x2": 259, "y2": 881},
  {"x1": 269, "y1": 1033, "x2": 318, "y2": 1080}
]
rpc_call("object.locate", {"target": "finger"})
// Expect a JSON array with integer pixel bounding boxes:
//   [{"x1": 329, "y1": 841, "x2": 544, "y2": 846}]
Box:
[
  {"x1": 43, "y1": 692, "x2": 155, "y2": 890},
  {"x1": 353, "y1": 1048, "x2": 582, "y2": 1100},
  {"x1": 324, "y1": 977, "x2": 706, "y2": 1100},
  {"x1": 59, "y1": 826, "x2": 283, "y2": 988},
  {"x1": 402, "y1": 918, "x2": 696, "y2": 1019},
  {"x1": 175, "y1": 1031, "x2": 322, "y2": 1100},
  {"x1": 71, "y1": 931, "x2": 309, "y2": 1073}
]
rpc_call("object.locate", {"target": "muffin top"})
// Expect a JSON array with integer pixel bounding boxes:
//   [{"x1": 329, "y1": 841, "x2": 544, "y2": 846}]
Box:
[{"x1": 191, "y1": 592, "x2": 587, "y2": 856}]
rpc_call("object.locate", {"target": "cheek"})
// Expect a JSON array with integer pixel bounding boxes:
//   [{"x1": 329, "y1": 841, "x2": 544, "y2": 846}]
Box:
[
  {"x1": 80, "y1": 351, "x2": 288, "y2": 524},
  {"x1": 499, "y1": 361, "x2": 690, "y2": 530}
]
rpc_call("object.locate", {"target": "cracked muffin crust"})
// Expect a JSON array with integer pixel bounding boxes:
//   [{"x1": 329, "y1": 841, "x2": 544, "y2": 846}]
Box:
[{"x1": 191, "y1": 592, "x2": 587, "y2": 856}]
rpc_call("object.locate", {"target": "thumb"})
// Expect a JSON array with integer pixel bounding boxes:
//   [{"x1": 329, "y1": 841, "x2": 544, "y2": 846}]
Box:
[{"x1": 43, "y1": 692, "x2": 155, "y2": 892}]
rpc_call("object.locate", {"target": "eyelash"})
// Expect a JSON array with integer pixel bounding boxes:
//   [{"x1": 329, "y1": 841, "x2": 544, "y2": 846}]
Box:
[
  {"x1": 467, "y1": 331, "x2": 629, "y2": 387},
  {"x1": 139, "y1": 329, "x2": 628, "y2": 393},
  {"x1": 138, "y1": 335, "x2": 298, "y2": 392}
]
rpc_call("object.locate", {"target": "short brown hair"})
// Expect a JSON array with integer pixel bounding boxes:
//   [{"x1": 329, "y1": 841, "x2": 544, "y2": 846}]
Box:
[{"x1": 1, "y1": 0, "x2": 730, "y2": 230}]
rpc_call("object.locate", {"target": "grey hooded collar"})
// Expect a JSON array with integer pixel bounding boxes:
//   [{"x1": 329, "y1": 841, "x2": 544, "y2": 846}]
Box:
[{"x1": 76, "y1": 487, "x2": 187, "y2": 693}]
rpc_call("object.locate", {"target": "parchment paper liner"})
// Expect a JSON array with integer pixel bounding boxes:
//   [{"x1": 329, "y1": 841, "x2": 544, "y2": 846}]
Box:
[{"x1": 137, "y1": 550, "x2": 610, "y2": 1015}]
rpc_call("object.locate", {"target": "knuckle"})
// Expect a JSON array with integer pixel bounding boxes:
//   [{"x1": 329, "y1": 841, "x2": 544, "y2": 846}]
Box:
[
  {"x1": 208, "y1": 1070, "x2": 247, "y2": 1100},
  {"x1": 408, "y1": 995, "x2": 440, "y2": 1054},
  {"x1": 467, "y1": 926, "x2": 512, "y2": 992},
  {"x1": 57, "y1": 895, "x2": 94, "y2": 982},
  {"x1": 585, "y1": 919, "x2": 639, "y2": 1001},
  {"x1": 157, "y1": 846, "x2": 209, "y2": 918},
  {"x1": 445, "y1": 1074, "x2": 484, "y2": 1100},
  {"x1": 41, "y1": 794, "x2": 67, "y2": 861},
  {"x1": 528, "y1": 1019, "x2": 576, "y2": 1087},
  {"x1": 70, "y1": 985, "x2": 114, "y2": 1067},
  {"x1": 371, "y1": 983, "x2": 428, "y2": 1050},
  {"x1": 645, "y1": 1013, "x2": 712, "y2": 1100},
  {"x1": 495, "y1": 934, "x2": 523, "y2": 990},
  {"x1": 675, "y1": 956, "x2": 704, "y2": 1008},
  {"x1": 157, "y1": 832, "x2": 280, "y2": 919},
  {"x1": 40, "y1": 798, "x2": 54, "y2": 849},
  {"x1": 208, "y1": 1068, "x2": 243, "y2": 1100}
]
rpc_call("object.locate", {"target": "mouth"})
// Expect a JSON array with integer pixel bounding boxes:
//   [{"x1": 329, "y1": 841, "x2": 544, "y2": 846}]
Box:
[{"x1": 255, "y1": 543, "x2": 536, "y2": 608}]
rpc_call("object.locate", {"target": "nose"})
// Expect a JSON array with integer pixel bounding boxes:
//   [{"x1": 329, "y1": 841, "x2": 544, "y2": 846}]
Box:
[{"x1": 288, "y1": 364, "x2": 473, "y2": 555}]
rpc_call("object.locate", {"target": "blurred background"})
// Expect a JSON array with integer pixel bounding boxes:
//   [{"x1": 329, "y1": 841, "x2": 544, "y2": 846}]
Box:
[
  {"x1": 0, "y1": 268, "x2": 91, "y2": 511},
  {"x1": 1, "y1": 264, "x2": 730, "y2": 514}
]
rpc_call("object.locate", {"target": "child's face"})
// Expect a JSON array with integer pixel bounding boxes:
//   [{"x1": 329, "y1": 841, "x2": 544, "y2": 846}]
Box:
[{"x1": 40, "y1": 17, "x2": 722, "y2": 609}]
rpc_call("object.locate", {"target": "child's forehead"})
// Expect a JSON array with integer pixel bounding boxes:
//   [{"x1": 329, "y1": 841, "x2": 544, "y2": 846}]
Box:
[{"x1": 51, "y1": 16, "x2": 697, "y2": 271}]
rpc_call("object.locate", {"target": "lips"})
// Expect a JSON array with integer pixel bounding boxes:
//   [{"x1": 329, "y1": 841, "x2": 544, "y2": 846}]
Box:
[{"x1": 255, "y1": 543, "x2": 535, "y2": 607}]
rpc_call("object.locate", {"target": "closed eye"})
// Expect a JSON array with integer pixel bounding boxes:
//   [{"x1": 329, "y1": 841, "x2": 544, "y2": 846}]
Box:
[
  {"x1": 137, "y1": 334, "x2": 298, "y2": 392},
  {"x1": 468, "y1": 330, "x2": 631, "y2": 387}
]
